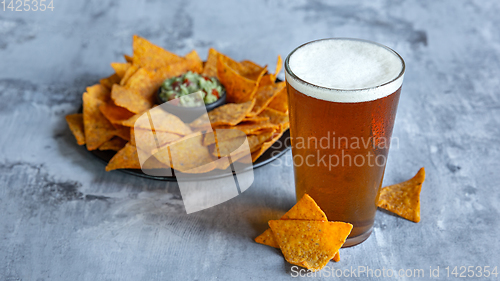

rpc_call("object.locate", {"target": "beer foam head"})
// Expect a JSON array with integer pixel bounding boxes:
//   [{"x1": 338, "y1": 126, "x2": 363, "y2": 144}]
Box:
[{"x1": 286, "y1": 38, "x2": 404, "y2": 103}]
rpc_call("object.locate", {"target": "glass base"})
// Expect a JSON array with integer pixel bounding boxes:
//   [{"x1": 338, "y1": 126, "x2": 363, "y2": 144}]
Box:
[{"x1": 342, "y1": 227, "x2": 373, "y2": 248}]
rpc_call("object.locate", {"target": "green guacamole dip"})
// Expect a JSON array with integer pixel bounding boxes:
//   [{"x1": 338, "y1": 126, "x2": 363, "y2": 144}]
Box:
[{"x1": 159, "y1": 71, "x2": 225, "y2": 107}]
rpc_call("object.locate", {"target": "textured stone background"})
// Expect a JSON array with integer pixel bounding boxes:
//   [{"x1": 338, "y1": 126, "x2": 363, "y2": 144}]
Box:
[{"x1": 1, "y1": 0, "x2": 499, "y2": 280}]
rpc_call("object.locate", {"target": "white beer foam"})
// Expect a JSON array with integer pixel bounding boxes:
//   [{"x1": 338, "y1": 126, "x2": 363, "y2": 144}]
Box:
[{"x1": 286, "y1": 39, "x2": 404, "y2": 103}]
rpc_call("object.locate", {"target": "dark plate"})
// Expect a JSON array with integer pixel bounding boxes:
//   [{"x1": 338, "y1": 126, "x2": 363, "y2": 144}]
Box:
[{"x1": 89, "y1": 129, "x2": 290, "y2": 181}]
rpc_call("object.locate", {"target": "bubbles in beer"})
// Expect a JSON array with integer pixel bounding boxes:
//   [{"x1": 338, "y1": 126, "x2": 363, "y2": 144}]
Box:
[{"x1": 286, "y1": 39, "x2": 404, "y2": 103}]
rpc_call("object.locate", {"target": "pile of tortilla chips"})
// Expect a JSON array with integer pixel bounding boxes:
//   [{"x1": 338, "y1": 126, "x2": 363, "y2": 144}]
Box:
[
  {"x1": 65, "y1": 35, "x2": 289, "y2": 173},
  {"x1": 255, "y1": 194, "x2": 352, "y2": 272}
]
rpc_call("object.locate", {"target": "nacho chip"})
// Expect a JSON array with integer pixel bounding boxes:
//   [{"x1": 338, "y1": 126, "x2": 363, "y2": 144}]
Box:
[
  {"x1": 131, "y1": 108, "x2": 192, "y2": 135},
  {"x1": 100, "y1": 74, "x2": 121, "y2": 90},
  {"x1": 123, "y1": 110, "x2": 192, "y2": 138},
  {"x1": 281, "y1": 194, "x2": 328, "y2": 220},
  {"x1": 132, "y1": 128, "x2": 182, "y2": 154},
  {"x1": 86, "y1": 84, "x2": 110, "y2": 102},
  {"x1": 217, "y1": 56, "x2": 265, "y2": 103},
  {"x1": 273, "y1": 55, "x2": 283, "y2": 78},
  {"x1": 190, "y1": 100, "x2": 255, "y2": 128},
  {"x1": 124, "y1": 68, "x2": 158, "y2": 102},
  {"x1": 105, "y1": 142, "x2": 170, "y2": 171},
  {"x1": 65, "y1": 113, "x2": 85, "y2": 145},
  {"x1": 251, "y1": 130, "x2": 283, "y2": 162},
  {"x1": 124, "y1": 54, "x2": 133, "y2": 63},
  {"x1": 377, "y1": 168, "x2": 425, "y2": 223},
  {"x1": 239, "y1": 60, "x2": 267, "y2": 80},
  {"x1": 203, "y1": 128, "x2": 243, "y2": 146},
  {"x1": 215, "y1": 131, "x2": 273, "y2": 157},
  {"x1": 132, "y1": 35, "x2": 184, "y2": 69},
  {"x1": 202, "y1": 48, "x2": 220, "y2": 78},
  {"x1": 98, "y1": 137, "x2": 127, "y2": 151},
  {"x1": 120, "y1": 64, "x2": 139, "y2": 86},
  {"x1": 184, "y1": 49, "x2": 203, "y2": 73},
  {"x1": 268, "y1": 220, "x2": 352, "y2": 272},
  {"x1": 113, "y1": 124, "x2": 131, "y2": 141},
  {"x1": 258, "y1": 107, "x2": 290, "y2": 132},
  {"x1": 99, "y1": 102, "x2": 135, "y2": 124},
  {"x1": 249, "y1": 82, "x2": 286, "y2": 116},
  {"x1": 333, "y1": 252, "x2": 340, "y2": 262},
  {"x1": 105, "y1": 143, "x2": 141, "y2": 171},
  {"x1": 111, "y1": 84, "x2": 153, "y2": 114},
  {"x1": 267, "y1": 85, "x2": 288, "y2": 113},
  {"x1": 111, "y1": 62, "x2": 132, "y2": 79},
  {"x1": 82, "y1": 93, "x2": 116, "y2": 150},
  {"x1": 258, "y1": 74, "x2": 275, "y2": 87},
  {"x1": 241, "y1": 116, "x2": 269, "y2": 123},
  {"x1": 163, "y1": 132, "x2": 217, "y2": 173},
  {"x1": 226, "y1": 121, "x2": 277, "y2": 135},
  {"x1": 255, "y1": 194, "x2": 327, "y2": 248}
]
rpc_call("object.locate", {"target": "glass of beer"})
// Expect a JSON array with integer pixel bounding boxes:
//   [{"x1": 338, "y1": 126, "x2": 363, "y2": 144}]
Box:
[{"x1": 285, "y1": 38, "x2": 405, "y2": 247}]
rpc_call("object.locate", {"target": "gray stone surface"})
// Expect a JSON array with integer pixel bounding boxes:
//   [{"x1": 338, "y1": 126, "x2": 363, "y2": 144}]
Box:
[{"x1": 1, "y1": 0, "x2": 499, "y2": 280}]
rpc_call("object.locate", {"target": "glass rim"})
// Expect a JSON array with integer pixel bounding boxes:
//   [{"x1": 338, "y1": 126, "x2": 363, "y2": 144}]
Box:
[{"x1": 284, "y1": 38, "x2": 406, "y2": 93}]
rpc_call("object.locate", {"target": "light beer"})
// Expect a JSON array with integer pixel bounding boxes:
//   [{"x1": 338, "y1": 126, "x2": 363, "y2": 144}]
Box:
[{"x1": 285, "y1": 38, "x2": 405, "y2": 247}]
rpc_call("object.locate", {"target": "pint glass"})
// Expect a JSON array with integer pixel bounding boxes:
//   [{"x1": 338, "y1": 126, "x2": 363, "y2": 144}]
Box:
[{"x1": 284, "y1": 38, "x2": 405, "y2": 246}]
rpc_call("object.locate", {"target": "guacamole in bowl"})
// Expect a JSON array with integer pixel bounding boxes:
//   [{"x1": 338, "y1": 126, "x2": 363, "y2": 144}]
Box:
[{"x1": 158, "y1": 71, "x2": 225, "y2": 107}]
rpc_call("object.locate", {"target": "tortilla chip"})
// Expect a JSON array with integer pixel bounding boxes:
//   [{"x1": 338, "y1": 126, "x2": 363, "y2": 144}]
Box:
[
  {"x1": 241, "y1": 116, "x2": 269, "y2": 123},
  {"x1": 202, "y1": 48, "x2": 220, "y2": 78},
  {"x1": 124, "y1": 68, "x2": 158, "y2": 102},
  {"x1": 377, "y1": 168, "x2": 425, "y2": 223},
  {"x1": 281, "y1": 194, "x2": 328, "y2": 220},
  {"x1": 258, "y1": 107, "x2": 289, "y2": 132},
  {"x1": 132, "y1": 35, "x2": 184, "y2": 69},
  {"x1": 251, "y1": 130, "x2": 282, "y2": 162},
  {"x1": 98, "y1": 137, "x2": 127, "y2": 151},
  {"x1": 190, "y1": 100, "x2": 255, "y2": 128},
  {"x1": 164, "y1": 132, "x2": 217, "y2": 173},
  {"x1": 203, "y1": 128, "x2": 241, "y2": 146},
  {"x1": 267, "y1": 85, "x2": 288, "y2": 113},
  {"x1": 239, "y1": 60, "x2": 267, "y2": 80},
  {"x1": 249, "y1": 82, "x2": 286, "y2": 116},
  {"x1": 333, "y1": 252, "x2": 340, "y2": 262},
  {"x1": 184, "y1": 49, "x2": 203, "y2": 73},
  {"x1": 124, "y1": 54, "x2": 133, "y2": 63},
  {"x1": 65, "y1": 113, "x2": 85, "y2": 145},
  {"x1": 258, "y1": 74, "x2": 275, "y2": 87},
  {"x1": 113, "y1": 124, "x2": 131, "y2": 141},
  {"x1": 128, "y1": 108, "x2": 192, "y2": 135},
  {"x1": 273, "y1": 55, "x2": 283, "y2": 78},
  {"x1": 86, "y1": 84, "x2": 110, "y2": 102},
  {"x1": 217, "y1": 56, "x2": 265, "y2": 103},
  {"x1": 111, "y1": 62, "x2": 131, "y2": 79},
  {"x1": 120, "y1": 64, "x2": 139, "y2": 86},
  {"x1": 268, "y1": 220, "x2": 352, "y2": 272},
  {"x1": 111, "y1": 84, "x2": 153, "y2": 114},
  {"x1": 254, "y1": 229, "x2": 278, "y2": 247},
  {"x1": 255, "y1": 194, "x2": 327, "y2": 248},
  {"x1": 83, "y1": 93, "x2": 117, "y2": 150},
  {"x1": 100, "y1": 74, "x2": 121, "y2": 90},
  {"x1": 215, "y1": 152, "x2": 248, "y2": 170},
  {"x1": 214, "y1": 130, "x2": 273, "y2": 158},
  {"x1": 244, "y1": 131, "x2": 275, "y2": 154},
  {"x1": 105, "y1": 143, "x2": 140, "y2": 171},
  {"x1": 132, "y1": 128, "x2": 182, "y2": 154},
  {"x1": 99, "y1": 102, "x2": 135, "y2": 124},
  {"x1": 220, "y1": 121, "x2": 276, "y2": 135}
]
